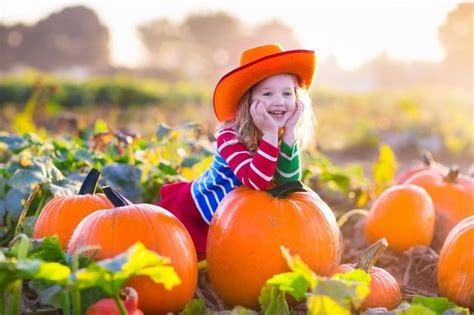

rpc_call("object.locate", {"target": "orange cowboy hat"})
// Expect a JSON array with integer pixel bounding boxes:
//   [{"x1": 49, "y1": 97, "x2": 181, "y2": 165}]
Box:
[{"x1": 213, "y1": 43, "x2": 317, "y2": 122}]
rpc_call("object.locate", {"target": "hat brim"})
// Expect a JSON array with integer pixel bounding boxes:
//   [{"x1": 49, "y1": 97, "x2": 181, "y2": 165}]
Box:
[{"x1": 213, "y1": 49, "x2": 317, "y2": 122}]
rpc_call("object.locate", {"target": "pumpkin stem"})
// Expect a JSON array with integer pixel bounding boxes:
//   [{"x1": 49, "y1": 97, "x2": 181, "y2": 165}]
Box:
[
  {"x1": 420, "y1": 150, "x2": 434, "y2": 166},
  {"x1": 445, "y1": 165, "x2": 459, "y2": 183},
  {"x1": 78, "y1": 168, "x2": 101, "y2": 195},
  {"x1": 266, "y1": 181, "x2": 307, "y2": 198},
  {"x1": 103, "y1": 186, "x2": 133, "y2": 207},
  {"x1": 355, "y1": 238, "x2": 388, "y2": 273}
]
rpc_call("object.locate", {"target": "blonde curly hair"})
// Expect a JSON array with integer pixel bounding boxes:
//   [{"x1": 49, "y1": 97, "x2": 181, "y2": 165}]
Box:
[{"x1": 217, "y1": 74, "x2": 316, "y2": 153}]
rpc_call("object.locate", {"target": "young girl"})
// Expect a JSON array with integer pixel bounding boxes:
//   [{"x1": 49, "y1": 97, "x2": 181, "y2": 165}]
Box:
[{"x1": 157, "y1": 44, "x2": 317, "y2": 259}]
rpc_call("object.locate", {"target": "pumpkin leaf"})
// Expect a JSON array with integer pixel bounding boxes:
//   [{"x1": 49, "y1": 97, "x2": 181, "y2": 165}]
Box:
[
  {"x1": 307, "y1": 295, "x2": 351, "y2": 315},
  {"x1": 74, "y1": 242, "x2": 180, "y2": 296},
  {"x1": 156, "y1": 123, "x2": 171, "y2": 141},
  {"x1": 8, "y1": 170, "x2": 48, "y2": 193},
  {"x1": 29, "y1": 236, "x2": 68, "y2": 265},
  {"x1": 394, "y1": 304, "x2": 436, "y2": 315},
  {"x1": 180, "y1": 299, "x2": 209, "y2": 315},
  {"x1": 280, "y1": 246, "x2": 317, "y2": 289},
  {"x1": 5, "y1": 188, "x2": 27, "y2": 221},
  {"x1": 259, "y1": 284, "x2": 290, "y2": 315},
  {"x1": 410, "y1": 296, "x2": 470, "y2": 315},
  {"x1": 0, "y1": 134, "x2": 29, "y2": 152},
  {"x1": 266, "y1": 272, "x2": 310, "y2": 301}
]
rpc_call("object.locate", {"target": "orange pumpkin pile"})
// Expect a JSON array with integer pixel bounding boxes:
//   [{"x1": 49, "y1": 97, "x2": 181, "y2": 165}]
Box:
[
  {"x1": 206, "y1": 181, "x2": 342, "y2": 309},
  {"x1": 67, "y1": 186, "x2": 198, "y2": 315}
]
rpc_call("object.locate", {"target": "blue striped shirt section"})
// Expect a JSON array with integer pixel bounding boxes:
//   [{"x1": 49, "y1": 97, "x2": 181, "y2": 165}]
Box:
[{"x1": 191, "y1": 151, "x2": 241, "y2": 224}]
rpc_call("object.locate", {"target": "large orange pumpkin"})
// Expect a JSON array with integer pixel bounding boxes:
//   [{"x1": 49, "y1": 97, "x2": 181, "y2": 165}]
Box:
[
  {"x1": 67, "y1": 186, "x2": 197, "y2": 315},
  {"x1": 395, "y1": 151, "x2": 447, "y2": 184},
  {"x1": 438, "y1": 215, "x2": 474, "y2": 309},
  {"x1": 33, "y1": 169, "x2": 112, "y2": 248},
  {"x1": 364, "y1": 184, "x2": 435, "y2": 252},
  {"x1": 331, "y1": 238, "x2": 402, "y2": 311},
  {"x1": 405, "y1": 166, "x2": 474, "y2": 250},
  {"x1": 207, "y1": 181, "x2": 342, "y2": 309}
]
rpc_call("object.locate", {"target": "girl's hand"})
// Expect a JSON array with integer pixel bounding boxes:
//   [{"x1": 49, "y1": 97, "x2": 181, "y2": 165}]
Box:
[
  {"x1": 284, "y1": 99, "x2": 305, "y2": 132},
  {"x1": 250, "y1": 100, "x2": 278, "y2": 134},
  {"x1": 250, "y1": 100, "x2": 278, "y2": 146},
  {"x1": 282, "y1": 99, "x2": 305, "y2": 146}
]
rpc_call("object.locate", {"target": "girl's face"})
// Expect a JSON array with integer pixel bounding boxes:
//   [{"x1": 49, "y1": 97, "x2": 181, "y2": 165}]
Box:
[{"x1": 250, "y1": 74, "x2": 297, "y2": 128}]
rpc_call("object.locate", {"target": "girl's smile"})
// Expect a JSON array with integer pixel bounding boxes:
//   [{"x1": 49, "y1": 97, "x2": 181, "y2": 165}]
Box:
[{"x1": 250, "y1": 74, "x2": 297, "y2": 128}]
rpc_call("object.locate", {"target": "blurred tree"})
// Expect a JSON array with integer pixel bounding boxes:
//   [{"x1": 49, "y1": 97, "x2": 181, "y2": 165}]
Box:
[
  {"x1": 247, "y1": 20, "x2": 302, "y2": 50},
  {"x1": 0, "y1": 23, "x2": 30, "y2": 70},
  {"x1": 438, "y1": 3, "x2": 473, "y2": 89},
  {"x1": 138, "y1": 12, "x2": 302, "y2": 83},
  {"x1": 0, "y1": 5, "x2": 109, "y2": 71}
]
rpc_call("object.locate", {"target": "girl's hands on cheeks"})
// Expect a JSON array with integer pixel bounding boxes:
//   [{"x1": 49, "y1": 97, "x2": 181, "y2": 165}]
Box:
[
  {"x1": 284, "y1": 99, "x2": 304, "y2": 132},
  {"x1": 282, "y1": 99, "x2": 305, "y2": 146},
  {"x1": 250, "y1": 100, "x2": 278, "y2": 145}
]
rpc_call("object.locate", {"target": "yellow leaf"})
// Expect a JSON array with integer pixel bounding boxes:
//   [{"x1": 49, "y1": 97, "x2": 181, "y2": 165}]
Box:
[
  {"x1": 181, "y1": 156, "x2": 213, "y2": 180},
  {"x1": 307, "y1": 295, "x2": 350, "y2": 315}
]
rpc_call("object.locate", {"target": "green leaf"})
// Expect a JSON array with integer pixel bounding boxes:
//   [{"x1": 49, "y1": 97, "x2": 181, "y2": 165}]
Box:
[
  {"x1": 8, "y1": 170, "x2": 48, "y2": 193},
  {"x1": 74, "y1": 242, "x2": 180, "y2": 297},
  {"x1": 29, "y1": 236, "x2": 68, "y2": 265},
  {"x1": 266, "y1": 272, "x2": 310, "y2": 300},
  {"x1": 5, "y1": 188, "x2": 27, "y2": 221},
  {"x1": 307, "y1": 295, "x2": 350, "y2": 315},
  {"x1": 411, "y1": 296, "x2": 469, "y2": 315},
  {"x1": 280, "y1": 246, "x2": 317, "y2": 289},
  {"x1": 259, "y1": 285, "x2": 290, "y2": 315},
  {"x1": 156, "y1": 123, "x2": 171, "y2": 141},
  {"x1": 180, "y1": 299, "x2": 209, "y2": 315},
  {"x1": 313, "y1": 276, "x2": 370, "y2": 310},
  {"x1": 395, "y1": 304, "x2": 437, "y2": 315},
  {"x1": 0, "y1": 134, "x2": 29, "y2": 152}
]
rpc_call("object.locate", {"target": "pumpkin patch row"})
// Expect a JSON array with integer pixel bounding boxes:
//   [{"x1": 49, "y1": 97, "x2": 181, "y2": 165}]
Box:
[
  {"x1": 364, "y1": 153, "x2": 474, "y2": 309},
  {"x1": 31, "y1": 161, "x2": 473, "y2": 313}
]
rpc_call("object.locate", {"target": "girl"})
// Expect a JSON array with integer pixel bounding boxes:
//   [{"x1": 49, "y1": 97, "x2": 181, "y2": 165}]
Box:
[{"x1": 157, "y1": 43, "x2": 317, "y2": 259}]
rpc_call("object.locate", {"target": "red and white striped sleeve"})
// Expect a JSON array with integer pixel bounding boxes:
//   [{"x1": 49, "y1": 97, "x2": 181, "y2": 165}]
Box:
[{"x1": 216, "y1": 127, "x2": 279, "y2": 190}]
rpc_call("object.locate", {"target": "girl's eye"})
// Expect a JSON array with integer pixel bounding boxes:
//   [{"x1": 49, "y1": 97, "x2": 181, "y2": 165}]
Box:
[
  {"x1": 284, "y1": 92, "x2": 293, "y2": 96},
  {"x1": 263, "y1": 92, "x2": 272, "y2": 97}
]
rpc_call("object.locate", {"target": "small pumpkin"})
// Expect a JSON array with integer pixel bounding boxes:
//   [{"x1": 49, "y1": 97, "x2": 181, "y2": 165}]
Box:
[
  {"x1": 207, "y1": 181, "x2": 342, "y2": 310},
  {"x1": 395, "y1": 151, "x2": 447, "y2": 184},
  {"x1": 437, "y1": 215, "x2": 474, "y2": 309},
  {"x1": 67, "y1": 186, "x2": 197, "y2": 315},
  {"x1": 86, "y1": 287, "x2": 143, "y2": 315},
  {"x1": 331, "y1": 238, "x2": 402, "y2": 310},
  {"x1": 33, "y1": 168, "x2": 112, "y2": 248},
  {"x1": 364, "y1": 184, "x2": 435, "y2": 252},
  {"x1": 405, "y1": 166, "x2": 474, "y2": 250}
]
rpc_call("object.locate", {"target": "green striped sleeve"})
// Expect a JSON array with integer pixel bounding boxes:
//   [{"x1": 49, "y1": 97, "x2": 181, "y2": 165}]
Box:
[{"x1": 274, "y1": 141, "x2": 301, "y2": 183}]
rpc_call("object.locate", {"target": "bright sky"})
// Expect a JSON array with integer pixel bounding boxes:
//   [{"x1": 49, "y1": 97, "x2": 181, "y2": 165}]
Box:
[{"x1": 0, "y1": 0, "x2": 462, "y2": 70}]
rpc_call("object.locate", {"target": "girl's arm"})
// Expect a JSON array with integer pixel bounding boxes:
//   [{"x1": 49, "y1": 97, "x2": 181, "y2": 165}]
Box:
[
  {"x1": 275, "y1": 141, "x2": 301, "y2": 183},
  {"x1": 217, "y1": 128, "x2": 278, "y2": 190}
]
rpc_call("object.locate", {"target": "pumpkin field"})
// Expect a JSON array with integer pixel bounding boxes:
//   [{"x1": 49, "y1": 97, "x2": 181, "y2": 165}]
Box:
[{"x1": 0, "y1": 77, "x2": 473, "y2": 315}]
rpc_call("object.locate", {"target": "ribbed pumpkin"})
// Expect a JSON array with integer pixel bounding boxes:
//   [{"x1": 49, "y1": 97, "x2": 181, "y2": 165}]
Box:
[
  {"x1": 33, "y1": 169, "x2": 112, "y2": 249},
  {"x1": 67, "y1": 186, "x2": 197, "y2": 315},
  {"x1": 395, "y1": 151, "x2": 447, "y2": 184},
  {"x1": 364, "y1": 184, "x2": 435, "y2": 252},
  {"x1": 405, "y1": 166, "x2": 474, "y2": 250},
  {"x1": 207, "y1": 181, "x2": 342, "y2": 309},
  {"x1": 438, "y1": 216, "x2": 474, "y2": 309},
  {"x1": 331, "y1": 238, "x2": 402, "y2": 311}
]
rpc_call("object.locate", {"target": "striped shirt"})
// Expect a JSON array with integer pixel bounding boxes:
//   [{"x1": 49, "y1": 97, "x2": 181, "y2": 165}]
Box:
[{"x1": 191, "y1": 127, "x2": 300, "y2": 224}]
